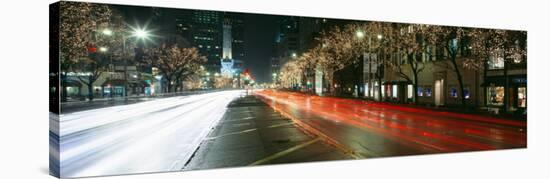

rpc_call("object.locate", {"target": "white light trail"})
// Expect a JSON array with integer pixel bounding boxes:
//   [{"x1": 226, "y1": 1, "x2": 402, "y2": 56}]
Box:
[{"x1": 57, "y1": 90, "x2": 243, "y2": 178}]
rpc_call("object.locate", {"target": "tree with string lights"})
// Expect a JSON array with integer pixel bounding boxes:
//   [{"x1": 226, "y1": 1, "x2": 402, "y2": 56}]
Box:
[
  {"x1": 145, "y1": 44, "x2": 206, "y2": 93},
  {"x1": 58, "y1": 1, "x2": 114, "y2": 101}
]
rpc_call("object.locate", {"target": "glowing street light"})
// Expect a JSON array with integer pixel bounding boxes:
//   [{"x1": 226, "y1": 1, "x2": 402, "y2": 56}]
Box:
[
  {"x1": 102, "y1": 29, "x2": 113, "y2": 36},
  {"x1": 99, "y1": 47, "x2": 108, "y2": 52},
  {"x1": 356, "y1": 31, "x2": 365, "y2": 38},
  {"x1": 291, "y1": 53, "x2": 297, "y2": 58},
  {"x1": 377, "y1": 34, "x2": 383, "y2": 40},
  {"x1": 132, "y1": 28, "x2": 150, "y2": 39},
  {"x1": 272, "y1": 73, "x2": 277, "y2": 77}
]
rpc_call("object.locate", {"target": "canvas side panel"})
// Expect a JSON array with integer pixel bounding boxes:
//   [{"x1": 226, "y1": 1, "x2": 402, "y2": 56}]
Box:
[{"x1": 49, "y1": 1, "x2": 61, "y2": 178}]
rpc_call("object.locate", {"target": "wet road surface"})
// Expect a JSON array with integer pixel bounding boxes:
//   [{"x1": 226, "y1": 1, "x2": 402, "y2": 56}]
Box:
[
  {"x1": 185, "y1": 95, "x2": 352, "y2": 170},
  {"x1": 254, "y1": 90, "x2": 527, "y2": 158}
]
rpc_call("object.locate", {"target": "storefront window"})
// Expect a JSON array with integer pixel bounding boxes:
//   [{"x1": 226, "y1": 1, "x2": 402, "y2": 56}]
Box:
[
  {"x1": 417, "y1": 86, "x2": 423, "y2": 97},
  {"x1": 450, "y1": 87, "x2": 458, "y2": 98},
  {"x1": 392, "y1": 85, "x2": 398, "y2": 98},
  {"x1": 425, "y1": 87, "x2": 432, "y2": 97},
  {"x1": 518, "y1": 87, "x2": 527, "y2": 108},
  {"x1": 407, "y1": 85, "x2": 413, "y2": 99},
  {"x1": 488, "y1": 86, "x2": 505, "y2": 106},
  {"x1": 464, "y1": 87, "x2": 470, "y2": 99}
]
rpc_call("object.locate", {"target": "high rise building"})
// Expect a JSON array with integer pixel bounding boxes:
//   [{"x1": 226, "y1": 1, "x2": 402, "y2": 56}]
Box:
[
  {"x1": 175, "y1": 11, "x2": 245, "y2": 76},
  {"x1": 227, "y1": 13, "x2": 245, "y2": 62},
  {"x1": 220, "y1": 18, "x2": 235, "y2": 78},
  {"x1": 175, "y1": 10, "x2": 223, "y2": 74}
]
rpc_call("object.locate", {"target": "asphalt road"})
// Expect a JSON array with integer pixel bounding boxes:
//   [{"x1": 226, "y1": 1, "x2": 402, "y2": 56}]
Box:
[
  {"x1": 185, "y1": 95, "x2": 352, "y2": 170},
  {"x1": 254, "y1": 89, "x2": 527, "y2": 158},
  {"x1": 50, "y1": 88, "x2": 527, "y2": 178}
]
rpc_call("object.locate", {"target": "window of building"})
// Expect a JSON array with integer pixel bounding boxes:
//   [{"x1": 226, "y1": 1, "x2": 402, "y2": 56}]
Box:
[
  {"x1": 417, "y1": 86, "x2": 423, "y2": 97},
  {"x1": 407, "y1": 85, "x2": 413, "y2": 99},
  {"x1": 488, "y1": 55, "x2": 505, "y2": 70},
  {"x1": 392, "y1": 85, "x2": 398, "y2": 98},
  {"x1": 518, "y1": 87, "x2": 527, "y2": 108},
  {"x1": 425, "y1": 87, "x2": 432, "y2": 97},
  {"x1": 450, "y1": 87, "x2": 458, "y2": 98},
  {"x1": 463, "y1": 87, "x2": 470, "y2": 99},
  {"x1": 488, "y1": 86, "x2": 505, "y2": 106}
]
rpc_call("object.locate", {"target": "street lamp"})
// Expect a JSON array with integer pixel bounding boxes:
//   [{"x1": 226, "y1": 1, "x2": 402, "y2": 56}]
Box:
[
  {"x1": 119, "y1": 26, "x2": 151, "y2": 97},
  {"x1": 102, "y1": 29, "x2": 113, "y2": 36},
  {"x1": 99, "y1": 47, "x2": 108, "y2": 52},
  {"x1": 356, "y1": 31, "x2": 365, "y2": 39},
  {"x1": 133, "y1": 28, "x2": 150, "y2": 39},
  {"x1": 377, "y1": 34, "x2": 383, "y2": 40},
  {"x1": 134, "y1": 29, "x2": 148, "y2": 39},
  {"x1": 291, "y1": 53, "x2": 297, "y2": 58}
]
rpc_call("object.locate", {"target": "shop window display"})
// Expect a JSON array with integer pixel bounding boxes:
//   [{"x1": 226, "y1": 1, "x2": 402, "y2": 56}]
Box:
[{"x1": 488, "y1": 86, "x2": 505, "y2": 106}]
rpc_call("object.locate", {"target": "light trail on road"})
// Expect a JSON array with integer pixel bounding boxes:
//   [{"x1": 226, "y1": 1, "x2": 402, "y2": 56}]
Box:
[
  {"x1": 254, "y1": 90, "x2": 526, "y2": 157},
  {"x1": 52, "y1": 90, "x2": 244, "y2": 178}
]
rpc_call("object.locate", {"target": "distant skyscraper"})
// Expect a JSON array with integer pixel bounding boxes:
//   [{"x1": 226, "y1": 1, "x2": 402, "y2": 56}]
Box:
[
  {"x1": 227, "y1": 13, "x2": 245, "y2": 62},
  {"x1": 221, "y1": 18, "x2": 235, "y2": 78},
  {"x1": 175, "y1": 11, "x2": 244, "y2": 76},
  {"x1": 176, "y1": 10, "x2": 223, "y2": 73}
]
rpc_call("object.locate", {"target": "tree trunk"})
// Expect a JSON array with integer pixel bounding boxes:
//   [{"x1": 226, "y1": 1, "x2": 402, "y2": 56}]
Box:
[
  {"x1": 355, "y1": 63, "x2": 362, "y2": 98},
  {"x1": 61, "y1": 73, "x2": 68, "y2": 102},
  {"x1": 377, "y1": 74, "x2": 382, "y2": 101},
  {"x1": 450, "y1": 54, "x2": 466, "y2": 107},
  {"x1": 165, "y1": 76, "x2": 173, "y2": 93},
  {"x1": 87, "y1": 80, "x2": 94, "y2": 101},
  {"x1": 503, "y1": 53, "x2": 509, "y2": 112},
  {"x1": 483, "y1": 57, "x2": 488, "y2": 107},
  {"x1": 413, "y1": 72, "x2": 419, "y2": 104},
  {"x1": 407, "y1": 53, "x2": 419, "y2": 104}
]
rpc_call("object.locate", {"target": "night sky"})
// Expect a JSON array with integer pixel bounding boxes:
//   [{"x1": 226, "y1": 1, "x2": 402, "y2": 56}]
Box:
[
  {"x1": 243, "y1": 14, "x2": 281, "y2": 83},
  {"x1": 113, "y1": 4, "x2": 283, "y2": 83}
]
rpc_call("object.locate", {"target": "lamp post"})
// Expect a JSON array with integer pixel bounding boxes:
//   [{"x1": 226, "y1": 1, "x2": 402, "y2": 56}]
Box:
[{"x1": 121, "y1": 27, "x2": 150, "y2": 97}]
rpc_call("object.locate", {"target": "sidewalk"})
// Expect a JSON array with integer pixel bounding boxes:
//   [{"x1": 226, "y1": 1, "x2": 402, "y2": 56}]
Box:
[{"x1": 184, "y1": 95, "x2": 352, "y2": 170}]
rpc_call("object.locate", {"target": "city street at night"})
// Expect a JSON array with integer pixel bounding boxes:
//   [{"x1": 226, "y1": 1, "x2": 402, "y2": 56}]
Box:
[
  {"x1": 52, "y1": 88, "x2": 527, "y2": 178},
  {"x1": 48, "y1": 2, "x2": 529, "y2": 178}
]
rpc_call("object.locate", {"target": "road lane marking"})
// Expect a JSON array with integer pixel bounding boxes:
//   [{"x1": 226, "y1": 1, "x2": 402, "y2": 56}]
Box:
[
  {"x1": 203, "y1": 128, "x2": 257, "y2": 141},
  {"x1": 203, "y1": 122, "x2": 294, "y2": 141},
  {"x1": 249, "y1": 137, "x2": 322, "y2": 166},
  {"x1": 267, "y1": 122, "x2": 294, "y2": 128},
  {"x1": 257, "y1": 99, "x2": 365, "y2": 160}
]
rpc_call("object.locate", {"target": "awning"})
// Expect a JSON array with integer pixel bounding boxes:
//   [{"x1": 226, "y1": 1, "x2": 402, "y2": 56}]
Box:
[
  {"x1": 102, "y1": 80, "x2": 151, "y2": 87},
  {"x1": 102, "y1": 79, "x2": 126, "y2": 86},
  {"x1": 62, "y1": 79, "x2": 82, "y2": 87},
  {"x1": 129, "y1": 81, "x2": 151, "y2": 88},
  {"x1": 481, "y1": 76, "x2": 509, "y2": 87}
]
